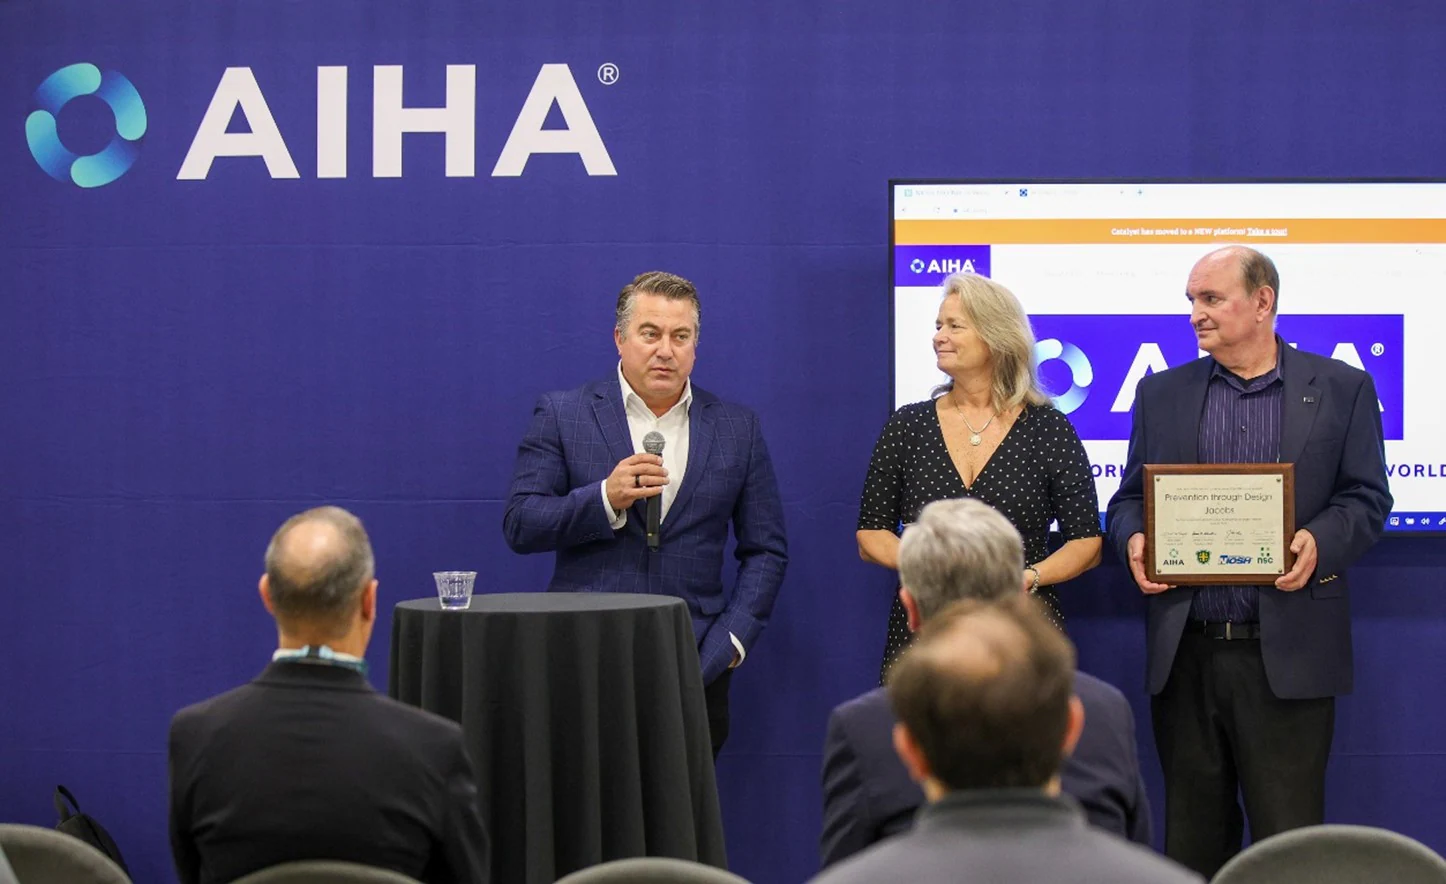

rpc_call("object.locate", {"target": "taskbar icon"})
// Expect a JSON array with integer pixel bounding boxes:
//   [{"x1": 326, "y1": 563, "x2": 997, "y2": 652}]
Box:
[{"x1": 1386, "y1": 512, "x2": 1446, "y2": 531}]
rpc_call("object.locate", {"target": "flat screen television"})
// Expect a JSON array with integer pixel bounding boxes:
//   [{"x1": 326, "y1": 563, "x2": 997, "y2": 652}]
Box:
[{"x1": 890, "y1": 179, "x2": 1445, "y2": 533}]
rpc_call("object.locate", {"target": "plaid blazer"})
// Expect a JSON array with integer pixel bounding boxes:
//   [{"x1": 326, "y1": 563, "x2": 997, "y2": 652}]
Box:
[{"x1": 504, "y1": 374, "x2": 788, "y2": 683}]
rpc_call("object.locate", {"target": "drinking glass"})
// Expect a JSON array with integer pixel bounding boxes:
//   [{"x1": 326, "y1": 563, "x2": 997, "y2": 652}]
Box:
[{"x1": 433, "y1": 570, "x2": 477, "y2": 611}]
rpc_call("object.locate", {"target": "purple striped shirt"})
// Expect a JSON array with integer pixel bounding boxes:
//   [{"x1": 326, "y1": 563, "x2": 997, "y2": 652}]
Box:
[{"x1": 1189, "y1": 356, "x2": 1284, "y2": 623}]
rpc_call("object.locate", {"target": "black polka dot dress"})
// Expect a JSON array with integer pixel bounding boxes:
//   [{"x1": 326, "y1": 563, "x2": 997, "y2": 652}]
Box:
[{"x1": 858, "y1": 400, "x2": 1101, "y2": 684}]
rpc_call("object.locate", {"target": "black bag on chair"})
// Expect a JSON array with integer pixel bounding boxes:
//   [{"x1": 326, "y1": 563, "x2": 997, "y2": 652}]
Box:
[{"x1": 53, "y1": 785, "x2": 130, "y2": 875}]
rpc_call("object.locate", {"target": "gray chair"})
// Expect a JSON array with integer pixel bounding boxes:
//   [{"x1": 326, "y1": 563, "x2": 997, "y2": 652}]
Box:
[
  {"x1": 0, "y1": 842, "x2": 21, "y2": 884},
  {"x1": 555, "y1": 857, "x2": 751, "y2": 884},
  {"x1": 1212, "y1": 824, "x2": 1446, "y2": 884},
  {"x1": 0, "y1": 824, "x2": 130, "y2": 884},
  {"x1": 230, "y1": 861, "x2": 423, "y2": 883}
]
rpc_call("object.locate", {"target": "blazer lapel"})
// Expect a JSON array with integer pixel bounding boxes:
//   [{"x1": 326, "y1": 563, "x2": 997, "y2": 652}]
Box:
[
  {"x1": 591, "y1": 375, "x2": 636, "y2": 471},
  {"x1": 669, "y1": 394, "x2": 714, "y2": 523},
  {"x1": 1171, "y1": 358, "x2": 1213, "y2": 463},
  {"x1": 1279, "y1": 343, "x2": 1320, "y2": 465}
]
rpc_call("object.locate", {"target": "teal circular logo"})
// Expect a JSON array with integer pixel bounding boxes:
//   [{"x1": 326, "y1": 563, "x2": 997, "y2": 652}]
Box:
[
  {"x1": 1035, "y1": 338, "x2": 1093, "y2": 414},
  {"x1": 26, "y1": 63, "x2": 146, "y2": 188}
]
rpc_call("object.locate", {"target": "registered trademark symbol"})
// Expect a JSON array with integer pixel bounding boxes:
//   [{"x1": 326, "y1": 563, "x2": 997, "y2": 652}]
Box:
[
  {"x1": 1370, "y1": 342, "x2": 1385, "y2": 356},
  {"x1": 597, "y1": 63, "x2": 619, "y2": 85}
]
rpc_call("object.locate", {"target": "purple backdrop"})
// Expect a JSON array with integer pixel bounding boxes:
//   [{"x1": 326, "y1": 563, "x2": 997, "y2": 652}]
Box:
[{"x1": 3, "y1": 2, "x2": 1446, "y2": 882}]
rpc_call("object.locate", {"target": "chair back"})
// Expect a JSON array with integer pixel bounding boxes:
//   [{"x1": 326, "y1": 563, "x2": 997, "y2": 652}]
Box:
[
  {"x1": 0, "y1": 824, "x2": 130, "y2": 884},
  {"x1": 1213, "y1": 824, "x2": 1446, "y2": 884},
  {"x1": 230, "y1": 860, "x2": 423, "y2": 883},
  {"x1": 555, "y1": 856, "x2": 751, "y2": 883},
  {"x1": 0, "y1": 841, "x2": 21, "y2": 884}
]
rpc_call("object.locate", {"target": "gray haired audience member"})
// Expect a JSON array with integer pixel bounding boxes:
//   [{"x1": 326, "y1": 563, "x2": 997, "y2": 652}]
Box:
[
  {"x1": 167, "y1": 507, "x2": 490, "y2": 884},
  {"x1": 813, "y1": 596, "x2": 1201, "y2": 883},
  {"x1": 897, "y1": 498, "x2": 1026, "y2": 619},
  {"x1": 819, "y1": 499, "x2": 1155, "y2": 868}
]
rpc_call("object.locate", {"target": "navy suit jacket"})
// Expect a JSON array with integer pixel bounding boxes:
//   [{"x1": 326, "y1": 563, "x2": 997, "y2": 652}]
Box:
[
  {"x1": 818, "y1": 672, "x2": 1151, "y2": 869},
  {"x1": 1106, "y1": 343, "x2": 1392, "y2": 699},
  {"x1": 169, "y1": 662, "x2": 489, "y2": 884},
  {"x1": 503, "y1": 375, "x2": 788, "y2": 683}
]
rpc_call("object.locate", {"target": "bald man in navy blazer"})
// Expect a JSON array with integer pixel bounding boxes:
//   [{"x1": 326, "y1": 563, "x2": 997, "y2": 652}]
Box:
[
  {"x1": 820, "y1": 499, "x2": 1151, "y2": 869},
  {"x1": 1107, "y1": 247, "x2": 1391, "y2": 877},
  {"x1": 169, "y1": 508, "x2": 489, "y2": 884}
]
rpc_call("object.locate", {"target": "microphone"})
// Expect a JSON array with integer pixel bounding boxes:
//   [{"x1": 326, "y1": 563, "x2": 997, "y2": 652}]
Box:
[{"x1": 642, "y1": 431, "x2": 665, "y2": 550}]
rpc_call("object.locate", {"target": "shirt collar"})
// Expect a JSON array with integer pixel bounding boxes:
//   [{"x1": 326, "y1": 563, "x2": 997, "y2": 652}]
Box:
[
  {"x1": 272, "y1": 645, "x2": 368, "y2": 676},
  {"x1": 616, "y1": 361, "x2": 692, "y2": 418},
  {"x1": 1209, "y1": 335, "x2": 1285, "y2": 391},
  {"x1": 917, "y1": 789, "x2": 1084, "y2": 831}
]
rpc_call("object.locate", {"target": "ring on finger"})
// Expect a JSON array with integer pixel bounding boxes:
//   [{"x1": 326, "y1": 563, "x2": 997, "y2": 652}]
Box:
[{"x1": 634, "y1": 474, "x2": 641, "y2": 488}]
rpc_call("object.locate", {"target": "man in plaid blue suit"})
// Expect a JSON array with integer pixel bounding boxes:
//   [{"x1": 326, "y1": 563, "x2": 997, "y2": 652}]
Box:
[{"x1": 504, "y1": 271, "x2": 788, "y2": 754}]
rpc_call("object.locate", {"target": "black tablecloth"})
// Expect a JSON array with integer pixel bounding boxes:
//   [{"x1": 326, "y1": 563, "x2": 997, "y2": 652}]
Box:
[{"x1": 389, "y1": 593, "x2": 726, "y2": 883}]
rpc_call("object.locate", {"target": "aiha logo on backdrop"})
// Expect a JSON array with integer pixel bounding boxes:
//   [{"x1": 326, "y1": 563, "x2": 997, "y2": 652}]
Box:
[
  {"x1": 25, "y1": 61, "x2": 619, "y2": 187},
  {"x1": 26, "y1": 63, "x2": 147, "y2": 188}
]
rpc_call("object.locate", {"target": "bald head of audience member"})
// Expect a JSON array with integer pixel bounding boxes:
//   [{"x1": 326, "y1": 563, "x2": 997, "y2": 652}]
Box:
[
  {"x1": 258, "y1": 506, "x2": 378, "y2": 656},
  {"x1": 897, "y1": 498, "x2": 1026, "y2": 631},
  {"x1": 888, "y1": 595, "x2": 1085, "y2": 803}
]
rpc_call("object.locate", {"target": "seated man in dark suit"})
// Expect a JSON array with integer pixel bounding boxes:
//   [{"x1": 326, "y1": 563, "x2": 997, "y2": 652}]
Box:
[
  {"x1": 820, "y1": 499, "x2": 1151, "y2": 869},
  {"x1": 811, "y1": 596, "x2": 1199, "y2": 884},
  {"x1": 168, "y1": 507, "x2": 489, "y2": 884}
]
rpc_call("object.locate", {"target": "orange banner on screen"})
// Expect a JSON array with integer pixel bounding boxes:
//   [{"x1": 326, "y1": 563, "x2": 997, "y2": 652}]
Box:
[{"x1": 894, "y1": 218, "x2": 1446, "y2": 245}]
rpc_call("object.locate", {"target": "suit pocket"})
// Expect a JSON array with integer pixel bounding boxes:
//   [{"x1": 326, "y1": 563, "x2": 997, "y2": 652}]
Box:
[
  {"x1": 1310, "y1": 580, "x2": 1345, "y2": 599},
  {"x1": 695, "y1": 594, "x2": 726, "y2": 615},
  {"x1": 1302, "y1": 435, "x2": 1344, "y2": 453}
]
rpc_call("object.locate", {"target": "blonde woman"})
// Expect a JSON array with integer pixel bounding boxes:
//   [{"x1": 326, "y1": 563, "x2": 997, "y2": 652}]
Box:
[{"x1": 857, "y1": 272, "x2": 1102, "y2": 681}]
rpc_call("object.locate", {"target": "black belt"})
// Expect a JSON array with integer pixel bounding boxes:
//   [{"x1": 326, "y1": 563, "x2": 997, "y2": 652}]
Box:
[{"x1": 1188, "y1": 620, "x2": 1260, "y2": 641}]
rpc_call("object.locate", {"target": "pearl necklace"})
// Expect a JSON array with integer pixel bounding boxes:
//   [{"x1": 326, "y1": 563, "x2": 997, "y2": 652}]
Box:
[{"x1": 951, "y1": 395, "x2": 997, "y2": 447}]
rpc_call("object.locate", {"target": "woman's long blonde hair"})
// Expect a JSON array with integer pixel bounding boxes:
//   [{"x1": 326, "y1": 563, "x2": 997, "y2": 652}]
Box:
[{"x1": 931, "y1": 272, "x2": 1050, "y2": 414}]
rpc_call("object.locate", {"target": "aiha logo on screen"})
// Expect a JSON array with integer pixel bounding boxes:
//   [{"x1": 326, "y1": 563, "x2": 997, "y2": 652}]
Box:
[
  {"x1": 26, "y1": 63, "x2": 147, "y2": 188},
  {"x1": 1026, "y1": 314, "x2": 1404, "y2": 442}
]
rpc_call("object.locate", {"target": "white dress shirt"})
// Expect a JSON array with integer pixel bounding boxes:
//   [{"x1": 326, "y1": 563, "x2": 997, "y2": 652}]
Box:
[
  {"x1": 601, "y1": 363, "x2": 745, "y2": 666},
  {"x1": 603, "y1": 362, "x2": 692, "y2": 527}
]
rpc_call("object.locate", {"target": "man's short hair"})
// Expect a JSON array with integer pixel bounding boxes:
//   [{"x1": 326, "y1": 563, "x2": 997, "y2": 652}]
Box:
[
  {"x1": 1232, "y1": 246, "x2": 1280, "y2": 315},
  {"x1": 888, "y1": 595, "x2": 1076, "y2": 791},
  {"x1": 898, "y1": 499, "x2": 1025, "y2": 620},
  {"x1": 263, "y1": 506, "x2": 375, "y2": 633},
  {"x1": 615, "y1": 271, "x2": 701, "y2": 338}
]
